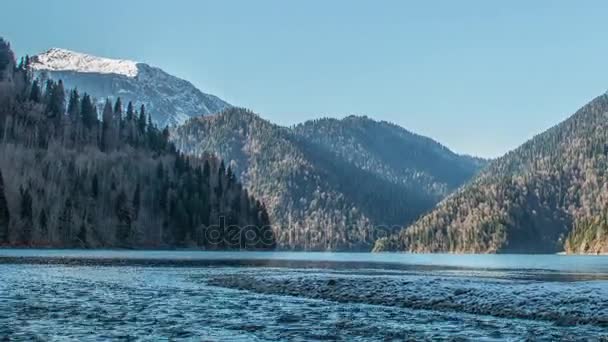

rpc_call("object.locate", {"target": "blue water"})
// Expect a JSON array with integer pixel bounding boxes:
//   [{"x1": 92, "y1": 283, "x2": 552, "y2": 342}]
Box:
[
  {"x1": 0, "y1": 250, "x2": 607, "y2": 340},
  {"x1": 2, "y1": 249, "x2": 607, "y2": 273}
]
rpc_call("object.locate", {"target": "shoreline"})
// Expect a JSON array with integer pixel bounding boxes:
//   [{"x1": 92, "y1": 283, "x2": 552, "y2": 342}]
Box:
[{"x1": 2, "y1": 246, "x2": 608, "y2": 255}]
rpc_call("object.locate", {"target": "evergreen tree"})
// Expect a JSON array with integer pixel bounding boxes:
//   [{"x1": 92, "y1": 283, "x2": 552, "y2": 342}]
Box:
[
  {"x1": 125, "y1": 101, "x2": 135, "y2": 144},
  {"x1": 66, "y1": 89, "x2": 81, "y2": 144},
  {"x1": 80, "y1": 94, "x2": 97, "y2": 130},
  {"x1": 48, "y1": 80, "x2": 65, "y2": 126},
  {"x1": 38, "y1": 209, "x2": 48, "y2": 241},
  {"x1": 138, "y1": 105, "x2": 147, "y2": 135},
  {"x1": 113, "y1": 97, "x2": 123, "y2": 118},
  {"x1": 67, "y1": 89, "x2": 80, "y2": 123},
  {"x1": 257, "y1": 204, "x2": 275, "y2": 249},
  {"x1": 132, "y1": 183, "x2": 141, "y2": 220},
  {"x1": 58, "y1": 198, "x2": 73, "y2": 244},
  {"x1": 29, "y1": 79, "x2": 40, "y2": 102},
  {"x1": 101, "y1": 99, "x2": 114, "y2": 152},
  {"x1": 0, "y1": 38, "x2": 13, "y2": 80},
  {"x1": 19, "y1": 186, "x2": 33, "y2": 245},
  {"x1": 115, "y1": 190, "x2": 132, "y2": 245},
  {"x1": 43, "y1": 79, "x2": 54, "y2": 104},
  {"x1": 126, "y1": 101, "x2": 135, "y2": 121}
]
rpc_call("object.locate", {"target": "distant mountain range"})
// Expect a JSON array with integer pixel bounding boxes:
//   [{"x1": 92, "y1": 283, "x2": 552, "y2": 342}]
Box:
[
  {"x1": 171, "y1": 109, "x2": 485, "y2": 250},
  {"x1": 30, "y1": 48, "x2": 230, "y2": 127},
  {"x1": 374, "y1": 94, "x2": 608, "y2": 254}
]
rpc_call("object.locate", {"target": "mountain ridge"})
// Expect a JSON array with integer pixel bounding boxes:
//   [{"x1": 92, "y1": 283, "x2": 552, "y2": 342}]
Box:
[
  {"x1": 374, "y1": 93, "x2": 608, "y2": 254},
  {"x1": 29, "y1": 48, "x2": 230, "y2": 127},
  {"x1": 171, "y1": 108, "x2": 485, "y2": 250},
  {"x1": 292, "y1": 115, "x2": 486, "y2": 199}
]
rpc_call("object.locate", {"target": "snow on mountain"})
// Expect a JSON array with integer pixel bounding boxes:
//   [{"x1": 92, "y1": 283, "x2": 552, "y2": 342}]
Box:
[
  {"x1": 30, "y1": 48, "x2": 230, "y2": 127},
  {"x1": 30, "y1": 48, "x2": 138, "y2": 77}
]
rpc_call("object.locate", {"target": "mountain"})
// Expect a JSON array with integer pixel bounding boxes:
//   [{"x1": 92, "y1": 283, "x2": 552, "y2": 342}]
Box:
[
  {"x1": 0, "y1": 38, "x2": 274, "y2": 249},
  {"x1": 374, "y1": 94, "x2": 608, "y2": 254},
  {"x1": 29, "y1": 48, "x2": 230, "y2": 127},
  {"x1": 292, "y1": 116, "x2": 485, "y2": 199},
  {"x1": 171, "y1": 109, "x2": 485, "y2": 250}
]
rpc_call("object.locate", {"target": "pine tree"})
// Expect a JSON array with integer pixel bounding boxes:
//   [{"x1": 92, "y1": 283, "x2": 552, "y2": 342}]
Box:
[
  {"x1": 113, "y1": 97, "x2": 123, "y2": 118},
  {"x1": 67, "y1": 89, "x2": 80, "y2": 123},
  {"x1": 80, "y1": 94, "x2": 97, "y2": 130},
  {"x1": 126, "y1": 101, "x2": 134, "y2": 121},
  {"x1": 101, "y1": 99, "x2": 114, "y2": 152},
  {"x1": 138, "y1": 105, "x2": 147, "y2": 134},
  {"x1": 0, "y1": 38, "x2": 14, "y2": 81},
  {"x1": 58, "y1": 198, "x2": 73, "y2": 244},
  {"x1": 19, "y1": 186, "x2": 33, "y2": 245},
  {"x1": 115, "y1": 190, "x2": 132, "y2": 245},
  {"x1": 48, "y1": 80, "x2": 65, "y2": 126},
  {"x1": 29, "y1": 79, "x2": 40, "y2": 102},
  {"x1": 132, "y1": 183, "x2": 141, "y2": 220},
  {"x1": 43, "y1": 79, "x2": 54, "y2": 104},
  {"x1": 38, "y1": 209, "x2": 48, "y2": 241},
  {"x1": 66, "y1": 89, "x2": 81, "y2": 144},
  {"x1": 125, "y1": 101, "x2": 135, "y2": 144},
  {"x1": 257, "y1": 203, "x2": 275, "y2": 249},
  {"x1": 0, "y1": 169, "x2": 10, "y2": 244},
  {"x1": 146, "y1": 114, "x2": 155, "y2": 148}
]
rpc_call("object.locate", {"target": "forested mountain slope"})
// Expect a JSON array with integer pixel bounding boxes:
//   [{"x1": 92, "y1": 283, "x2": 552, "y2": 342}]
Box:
[
  {"x1": 374, "y1": 93, "x2": 608, "y2": 254},
  {"x1": 172, "y1": 109, "x2": 484, "y2": 250},
  {"x1": 292, "y1": 116, "x2": 485, "y2": 199},
  {"x1": 0, "y1": 38, "x2": 274, "y2": 250}
]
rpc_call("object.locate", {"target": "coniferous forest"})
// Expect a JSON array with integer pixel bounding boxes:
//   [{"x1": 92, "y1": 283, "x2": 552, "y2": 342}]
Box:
[
  {"x1": 375, "y1": 95, "x2": 608, "y2": 254},
  {"x1": 0, "y1": 38, "x2": 275, "y2": 249}
]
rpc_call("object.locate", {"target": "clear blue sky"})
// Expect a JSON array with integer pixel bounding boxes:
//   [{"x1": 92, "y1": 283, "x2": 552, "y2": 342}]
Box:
[{"x1": 2, "y1": 0, "x2": 608, "y2": 158}]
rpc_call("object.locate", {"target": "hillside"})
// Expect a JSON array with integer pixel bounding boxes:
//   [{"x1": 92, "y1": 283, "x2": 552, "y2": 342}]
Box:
[
  {"x1": 29, "y1": 48, "x2": 230, "y2": 127},
  {"x1": 292, "y1": 116, "x2": 485, "y2": 199},
  {"x1": 172, "y1": 109, "x2": 484, "y2": 250},
  {"x1": 0, "y1": 38, "x2": 274, "y2": 250},
  {"x1": 374, "y1": 94, "x2": 608, "y2": 254}
]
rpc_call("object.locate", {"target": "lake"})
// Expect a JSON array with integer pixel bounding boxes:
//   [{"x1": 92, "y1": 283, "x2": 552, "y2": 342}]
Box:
[{"x1": 1, "y1": 250, "x2": 607, "y2": 340}]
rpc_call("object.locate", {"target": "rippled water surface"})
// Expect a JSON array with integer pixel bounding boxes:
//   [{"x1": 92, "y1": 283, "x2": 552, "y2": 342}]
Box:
[{"x1": 0, "y1": 250, "x2": 607, "y2": 341}]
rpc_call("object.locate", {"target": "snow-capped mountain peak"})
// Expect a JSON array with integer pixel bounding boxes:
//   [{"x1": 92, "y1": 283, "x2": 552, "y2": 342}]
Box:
[
  {"x1": 30, "y1": 48, "x2": 138, "y2": 77},
  {"x1": 30, "y1": 48, "x2": 230, "y2": 127}
]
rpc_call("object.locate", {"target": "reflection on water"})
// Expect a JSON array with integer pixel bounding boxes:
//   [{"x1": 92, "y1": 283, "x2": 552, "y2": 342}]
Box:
[{"x1": 0, "y1": 250, "x2": 607, "y2": 340}]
